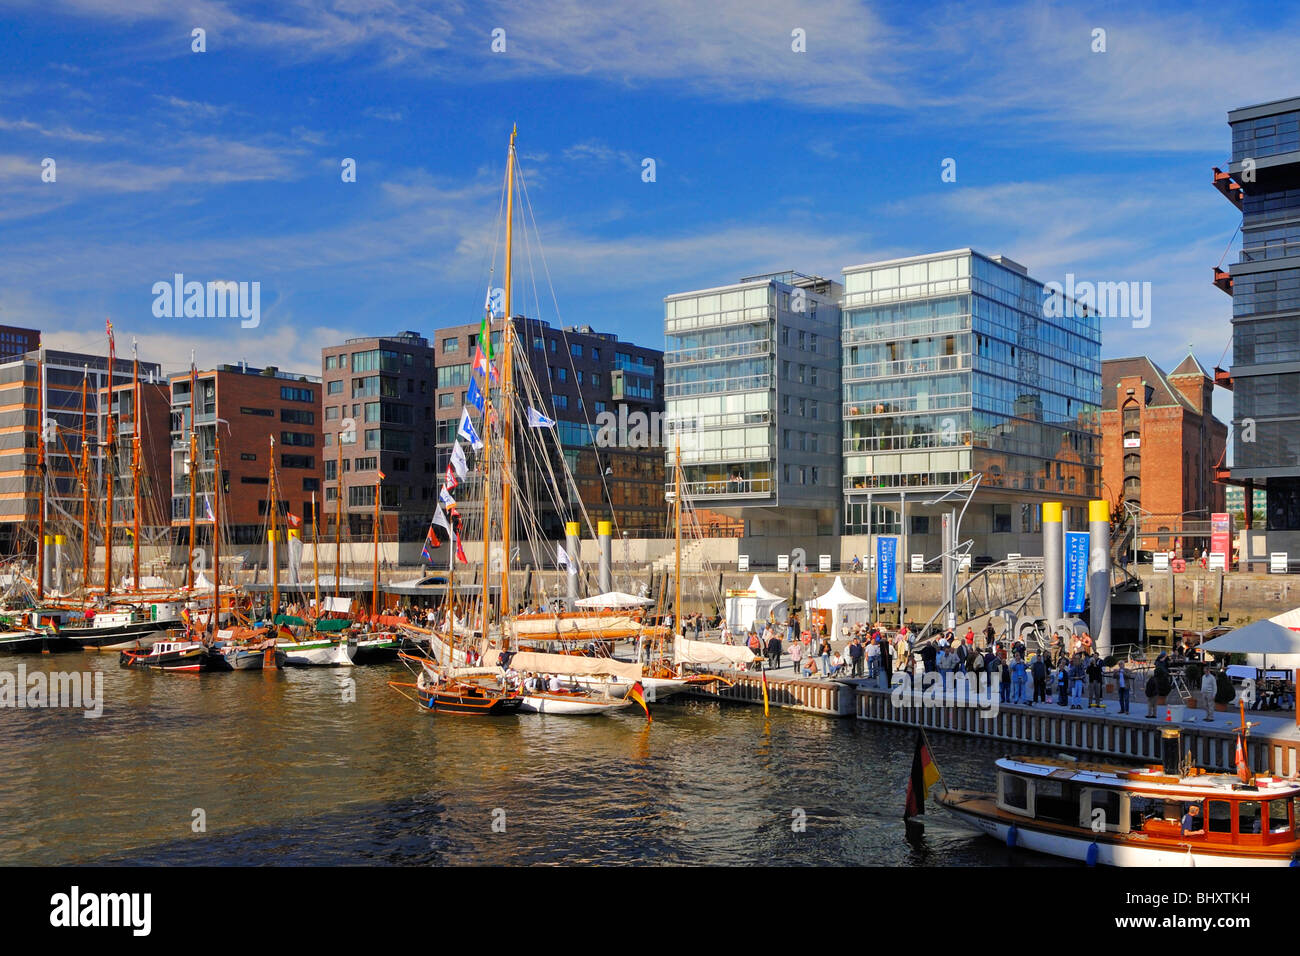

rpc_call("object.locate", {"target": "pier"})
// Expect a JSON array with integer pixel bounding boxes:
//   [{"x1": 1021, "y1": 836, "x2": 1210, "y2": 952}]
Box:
[{"x1": 685, "y1": 668, "x2": 1300, "y2": 775}]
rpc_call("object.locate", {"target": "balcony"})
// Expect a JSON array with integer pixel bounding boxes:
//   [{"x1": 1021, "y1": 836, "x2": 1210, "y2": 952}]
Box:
[
  {"x1": 1212, "y1": 166, "x2": 1244, "y2": 209},
  {"x1": 843, "y1": 352, "x2": 970, "y2": 382},
  {"x1": 1213, "y1": 267, "x2": 1233, "y2": 296},
  {"x1": 664, "y1": 338, "x2": 770, "y2": 365},
  {"x1": 675, "y1": 477, "x2": 773, "y2": 499}
]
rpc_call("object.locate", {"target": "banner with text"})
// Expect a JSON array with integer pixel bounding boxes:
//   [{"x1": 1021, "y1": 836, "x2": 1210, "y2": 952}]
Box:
[
  {"x1": 877, "y1": 536, "x2": 898, "y2": 604},
  {"x1": 1064, "y1": 531, "x2": 1089, "y2": 614}
]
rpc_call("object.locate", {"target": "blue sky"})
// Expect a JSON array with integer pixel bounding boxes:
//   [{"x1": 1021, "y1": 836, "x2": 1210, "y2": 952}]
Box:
[{"x1": 2, "y1": 0, "x2": 1298, "y2": 446}]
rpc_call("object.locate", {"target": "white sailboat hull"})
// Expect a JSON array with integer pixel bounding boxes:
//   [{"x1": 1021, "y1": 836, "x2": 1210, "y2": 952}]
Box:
[
  {"x1": 517, "y1": 694, "x2": 633, "y2": 715},
  {"x1": 278, "y1": 641, "x2": 355, "y2": 667}
]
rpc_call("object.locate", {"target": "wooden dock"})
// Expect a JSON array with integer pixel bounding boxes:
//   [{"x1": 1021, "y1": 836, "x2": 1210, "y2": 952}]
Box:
[{"x1": 685, "y1": 670, "x2": 1300, "y2": 775}]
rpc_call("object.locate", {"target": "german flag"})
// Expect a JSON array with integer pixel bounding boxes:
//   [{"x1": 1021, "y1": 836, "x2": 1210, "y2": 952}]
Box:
[
  {"x1": 904, "y1": 731, "x2": 941, "y2": 819},
  {"x1": 628, "y1": 680, "x2": 652, "y2": 722}
]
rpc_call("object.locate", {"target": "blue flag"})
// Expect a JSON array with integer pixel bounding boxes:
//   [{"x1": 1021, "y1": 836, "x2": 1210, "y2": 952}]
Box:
[
  {"x1": 876, "y1": 536, "x2": 898, "y2": 604},
  {"x1": 467, "y1": 376, "x2": 485, "y2": 413},
  {"x1": 1064, "y1": 532, "x2": 1090, "y2": 614}
]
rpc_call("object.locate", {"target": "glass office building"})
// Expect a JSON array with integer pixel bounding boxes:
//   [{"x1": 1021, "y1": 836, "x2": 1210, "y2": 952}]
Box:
[
  {"x1": 664, "y1": 273, "x2": 841, "y2": 549},
  {"x1": 1220, "y1": 97, "x2": 1300, "y2": 550},
  {"x1": 841, "y1": 250, "x2": 1100, "y2": 557}
]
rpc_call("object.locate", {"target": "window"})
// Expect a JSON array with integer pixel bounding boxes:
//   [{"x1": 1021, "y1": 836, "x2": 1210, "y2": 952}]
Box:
[
  {"x1": 553, "y1": 394, "x2": 569, "y2": 410},
  {"x1": 354, "y1": 456, "x2": 377, "y2": 471},
  {"x1": 549, "y1": 339, "x2": 557, "y2": 353},
  {"x1": 1238, "y1": 801, "x2": 1263, "y2": 837},
  {"x1": 303, "y1": 477, "x2": 320, "y2": 492},
  {"x1": 999, "y1": 774, "x2": 1030, "y2": 813},
  {"x1": 325, "y1": 406, "x2": 339, "y2": 420},
  {"x1": 591, "y1": 347, "x2": 600, "y2": 362},
  {"x1": 591, "y1": 371, "x2": 601, "y2": 388},
  {"x1": 325, "y1": 460, "x2": 336, "y2": 480},
  {"x1": 570, "y1": 343, "x2": 583, "y2": 358},
  {"x1": 241, "y1": 475, "x2": 268, "y2": 485},
  {"x1": 240, "y1": 406, "x2": 273, "y2": 417},
  {"x1": 280, "y1": 386, "x2": 313, "y2": 403},
  {"x1": 365, "y1": 402, "x2": 380, "y2": 423},
  {"x1": 240, "y1": 453, "x2": 257, "y2": 461},
  {"x1": 325, "y1": 355, "x2": 340, "y2": 370},
  {"x1": 533, "y1": 336, "x2": 543, "y2": 350},
  {"x1": 281, "y1": 454, "x2": 314, "y2": 469},
  {"x1": 327, "y1": 380, "x2": 342, "y2": 395},
  {"x1": 365, "y1": 429, "x2": 379, "y2": 450},
  {"x1": 281, "y1": 408, "x2": 314, "y2": 425},
  {"x1": 1207, "y1": 801, "x2": 1232, "y2": 834},
  {"x1": 438, "y1": 393, "x2": 454, "y2": 408},
  {"x1": 437, "y1": 364, "x2": 470, "y2": 389},
  {"x1": 281, "y1": 432, "x2": 315, "y2": 447},
  {"x1": 348, "y1": 485, "x2": 376, "y2": 508}
]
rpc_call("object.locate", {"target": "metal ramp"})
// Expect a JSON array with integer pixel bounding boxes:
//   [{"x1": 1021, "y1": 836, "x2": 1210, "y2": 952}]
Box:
[{"x1": 915, "y1": 557, "x2": 1045, "y2": 644}]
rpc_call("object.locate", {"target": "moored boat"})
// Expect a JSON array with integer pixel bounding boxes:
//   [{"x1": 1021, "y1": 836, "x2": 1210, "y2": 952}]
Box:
[
  {"x1": 936, "y1": 751, "x2": 1300, "y2": 866},
  {"x1": 119, "y1": 639, "x2": 230, "y2": 672}
]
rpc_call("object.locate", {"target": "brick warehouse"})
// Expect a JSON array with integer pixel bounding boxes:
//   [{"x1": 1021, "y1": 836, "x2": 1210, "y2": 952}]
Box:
[
  {"x1": 169, "y1": 364, "x2": 323, "y2": 546},
  {"x1": 1101, "y1": 354, "x2": 1227, "y2": 552}
]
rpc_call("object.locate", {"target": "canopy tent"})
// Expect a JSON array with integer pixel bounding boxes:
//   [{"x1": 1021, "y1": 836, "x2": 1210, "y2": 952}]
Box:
[
  {"x1": 803, "y1": 576, "x2": 872, "y2": 637},
  {"x1": 574, "y1": 591, "x2": 653, "y2": 609},
  {"x1": 724, "y1": 575, "x2": 788, "y2": 635},
  {"x1": 1202, "y1": 613, "x2": 1300, "y2": 670}
]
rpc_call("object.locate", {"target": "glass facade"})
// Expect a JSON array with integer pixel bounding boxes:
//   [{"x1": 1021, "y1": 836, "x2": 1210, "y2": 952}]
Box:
[
  {"x1": 664, "y1": 277, "x2": 841, "y2": 506},
  {"x1": 1226, "y1": 97, "x2": 1300, "y2": 532},
  {"x1": 841, "y1": 251, "x2": 1100, "y2": 533}
]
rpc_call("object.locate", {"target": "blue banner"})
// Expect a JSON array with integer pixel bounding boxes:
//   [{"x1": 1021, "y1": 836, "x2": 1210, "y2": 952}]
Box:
[
  {"x1": 1064, "y1": 531, "x2": 1089, "y2": 614},
  {"x1": 876, "y1": 536, "x2": 898, "y2": 604}
]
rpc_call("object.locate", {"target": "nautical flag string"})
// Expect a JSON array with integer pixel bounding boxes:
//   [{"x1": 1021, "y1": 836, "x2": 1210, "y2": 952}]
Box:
[{"x1": 449, "y1": 441, "x2": 468, "y2": 479}]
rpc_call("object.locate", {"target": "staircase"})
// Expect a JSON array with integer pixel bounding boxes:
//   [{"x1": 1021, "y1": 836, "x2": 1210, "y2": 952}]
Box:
[{"x1": 651, "y1": 539, "x2": 708, "y2": 573}]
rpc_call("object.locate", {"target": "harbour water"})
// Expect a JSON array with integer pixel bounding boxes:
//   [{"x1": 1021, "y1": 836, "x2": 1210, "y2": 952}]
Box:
[{"x1": 1, "y1": 656, "x2": 1061, "y2": 866}]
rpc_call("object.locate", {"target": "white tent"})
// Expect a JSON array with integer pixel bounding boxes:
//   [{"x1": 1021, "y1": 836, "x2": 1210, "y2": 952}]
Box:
[
  {"x1": 804, "y1": 576, "x2": 872, "y2": 638},
  {"x1": 575, "y1": 591, "x2": 653, "y2": 609},
  {"x1": 1202, "y1": 613, "x2": 1300, "y2": 670},
  {"x1": 724, "y1": 575, "x2": 788, "y2": 634}
]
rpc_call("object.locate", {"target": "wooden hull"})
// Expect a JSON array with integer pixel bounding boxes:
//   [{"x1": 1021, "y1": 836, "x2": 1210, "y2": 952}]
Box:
[
  {"x1": 416, "y1": 684, "x2": 523, "y2": 716},
  {"x1": 119, "y1": 645, "x2": 229, "y2": 672},
  {"x1": 938, "y1": 790, "x2": 1299, "y2": 867},
  {"x1": 66, "y1": 619, "x2": 170, "y2": 651},
  {"x1": 0, "y1": 630, "x2": 72, "y2": 654},
  {"x1": 352, "y1": 637, "x2": 401, "y2": 665}
]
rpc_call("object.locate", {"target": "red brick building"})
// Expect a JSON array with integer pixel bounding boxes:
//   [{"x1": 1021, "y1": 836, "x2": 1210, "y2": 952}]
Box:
[
  {"x1": 169, "y1": 364, "x2": 323, "y2": 545},
  {"x1": 1101, "y1": 355, "x2": 1227, "y2": 550}
]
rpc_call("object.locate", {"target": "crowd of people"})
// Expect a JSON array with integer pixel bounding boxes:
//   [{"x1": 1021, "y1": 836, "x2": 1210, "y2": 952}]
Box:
[{"x1": 715, "y1": 613, "x2": 1257, "y2": 718}]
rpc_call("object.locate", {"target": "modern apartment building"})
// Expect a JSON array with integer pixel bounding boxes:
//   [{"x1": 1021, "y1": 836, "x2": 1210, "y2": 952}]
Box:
[
  {"x1": 320, "y1": 332, "x2": 437, "y2": 541},
  {"x1": 840, "y1": 250, "x2": 1101, "y2": 560},
  {"x1": 663, "y1": 272, "x2": 842, "y2": 560},
  {"x1": 431, "y1": 317, "x2": 664, "y2": 541},
  {"x1": 99, "y1": 376, "x2": 173, "y2": 543},
  {"x1": 1100, "y1": 355, "x2": 1227, "y2": 551},
  {"x1": 0, "y1": 342, "x2": 160, "y2": 555},
  {"x1": 1214, "y1": 96, "x2": 1300, "y2": 554},
  {"x1": 169, "y1": 364, "x2": 323, "y2": 546}
]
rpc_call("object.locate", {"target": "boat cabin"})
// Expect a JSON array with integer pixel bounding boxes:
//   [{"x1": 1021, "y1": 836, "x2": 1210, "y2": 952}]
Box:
[{"x1": 994, "y1": 756, "x2": 1300, "y2": 848}]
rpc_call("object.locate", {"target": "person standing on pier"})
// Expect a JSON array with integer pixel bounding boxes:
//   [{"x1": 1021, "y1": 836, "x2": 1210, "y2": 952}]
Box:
[
  {"x1": 1068, "y1": 655, "x2": 1086, "y2": 709},
  {"x1": 818, "y1": 636, "x2": 831, "y2": 678},
  {"x1": 766, "y1": 627, "x2": 783, "y2": 671},
  {"x1": 866, "y1": 636, "x2": 879, "y2": 679},
  {"x1": 790, "y1": 637, "x2": 803, "y2": 674},
  {"x1": 879, "y1": 636, "x2": 892, "y2": 689},
  {"x1": 1200, "y1": 666, "x2": 1218, "y2": 721},
  {"x1": 1087, "y1": 654, "x2": 1105, "y2": 708},
  {"x1": 848, "y1": 636, "x2": 863, "y2": 677},
  {"x1": 1057, "y1": 658, "x2": 1070, "y2": 707},
  {"x1": 1010, "y1": 654, "x2": 1027, "y2": 703},
  {"x1": 1115, "y1": 661, "x2": 1130, "y2": 714},
  {"x1": 1031, "y1": 653, "x2": 1047, "y2": 705}
]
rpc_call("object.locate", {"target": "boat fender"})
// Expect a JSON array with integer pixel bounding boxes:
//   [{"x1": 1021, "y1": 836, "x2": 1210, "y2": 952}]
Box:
[
  {"x1": 1006, "y1": 825, "x2": 1017, "y2": 849},
  {"x1": 1085, "y1": 842, "x2": 1099, "y2": 867}
]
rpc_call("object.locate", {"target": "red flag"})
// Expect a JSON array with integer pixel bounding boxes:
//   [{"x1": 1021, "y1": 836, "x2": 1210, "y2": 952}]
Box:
[
  {"x1": 1236, "y1": 734, "x2": 1250, "y2": 783},
  {"x1": 286, "y1": 512, "x2": 302, "y2": 528},
  {"x1": 454, "y1": 533, "x2": 467, "y2": 565}
]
